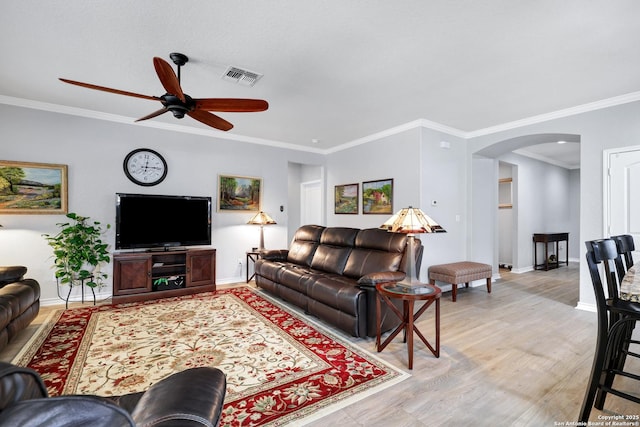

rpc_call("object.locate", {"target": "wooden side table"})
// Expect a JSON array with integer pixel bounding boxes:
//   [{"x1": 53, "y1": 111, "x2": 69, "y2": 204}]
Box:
[
  {"x1": 246, "y1": 251, "x2": 262, "y2": 283},
  {"x1": 376, "y1": 282, "x2": 441, "y2": 369},
  {"x1": 533, "y1": 232, "x2": 569, "y2": 270}
]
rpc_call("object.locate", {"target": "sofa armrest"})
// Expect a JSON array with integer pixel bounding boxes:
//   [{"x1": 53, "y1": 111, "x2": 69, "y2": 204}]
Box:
[
  {"x1": 0, "y1": 266, "x2": 28, "y2": 286},
  {"x1": 260, "y1": 249, "x2": 289, "y2": 261},
  {"x1": 357, "y1": 271, "x2": 406, "y2": 287},
  {"x1": 130, "y1": 367, "x2": 226, "y2": 427}
]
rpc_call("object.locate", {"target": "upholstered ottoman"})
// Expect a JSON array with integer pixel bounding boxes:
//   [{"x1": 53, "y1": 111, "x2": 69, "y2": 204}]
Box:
[{"x1": 428, "y1": 261, "x2": 492, "y2": 302}]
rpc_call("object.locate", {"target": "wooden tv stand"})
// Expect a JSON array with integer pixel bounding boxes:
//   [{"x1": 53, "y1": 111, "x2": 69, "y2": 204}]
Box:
[{"x1": 112, "y1": 248, "x2": 216, "y2": 304}]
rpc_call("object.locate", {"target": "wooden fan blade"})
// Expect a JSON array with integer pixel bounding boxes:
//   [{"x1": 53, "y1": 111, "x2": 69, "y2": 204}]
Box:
[
  {"x1": 153, "y1": 57, "x2": 185, "y2": 103},
  {"x1": 135, "y1": 107, "x2": 169, "y2": 122},
  {"x1": 194, "y1": 98, "x2": 269, "y2": 112},
  {"x1": 59, "y1": 78, "x2": 158, "y2": 101},
  {"x1": 188, "y1": 110, "x2": 233, "y2": 131}
]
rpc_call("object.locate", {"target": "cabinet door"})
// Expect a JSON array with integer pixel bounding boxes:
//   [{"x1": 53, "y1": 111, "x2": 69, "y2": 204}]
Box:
[
  {"x1": 113, "y1": 255, "x2": 152, "y2": 295},
  {"x1": 187, "y1": 249, "x2": 216, "y2": 287}
]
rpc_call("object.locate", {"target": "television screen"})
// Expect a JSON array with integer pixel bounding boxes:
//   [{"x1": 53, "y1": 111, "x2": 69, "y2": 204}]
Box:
[{"x1": 116, "y1": 193, "x2": 211, "y2": 250}]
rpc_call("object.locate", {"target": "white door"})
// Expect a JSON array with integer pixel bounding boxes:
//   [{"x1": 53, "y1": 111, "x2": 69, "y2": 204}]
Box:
[
  {"x1": 606, "y1": 147, "x2": 640, "y2": 257},
  {"x1": 301, "y1": 180, "x2": 323, "y2": 226}
]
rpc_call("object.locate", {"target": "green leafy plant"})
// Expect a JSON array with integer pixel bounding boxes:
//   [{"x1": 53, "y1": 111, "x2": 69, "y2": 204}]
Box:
[{"x1": 43, "y1": 213, "x2": 111, "y2": 289}]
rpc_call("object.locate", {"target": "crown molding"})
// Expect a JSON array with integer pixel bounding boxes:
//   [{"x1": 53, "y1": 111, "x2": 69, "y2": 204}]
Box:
[
  {"x1": 0, "y1": 95, "x2": 325, "y2": 154},
  {"x1": 4, "y1": 90, "x2": 640, "y2": 155},
  {"x1": 466, "y1": 91, "x2": 640, "y2": 138}
]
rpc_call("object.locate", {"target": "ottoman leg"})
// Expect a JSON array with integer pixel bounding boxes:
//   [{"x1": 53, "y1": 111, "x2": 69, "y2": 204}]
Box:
[
  {"x1": 451, "y1": 283, "x2": 457, "y2": 302},
  {"x1": 486, "y1": 277, "x2": 492, "y2": 293}
]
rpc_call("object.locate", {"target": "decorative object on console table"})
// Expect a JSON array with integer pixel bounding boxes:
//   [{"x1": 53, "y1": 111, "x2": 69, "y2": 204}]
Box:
[
  {"x1": 247, "y1": 211, "x2": 276, "y2": 251},
  {"x1": 0, "y1": 160, "x2": 68, "y2": 214},
  {"x1": 533, "y1": 232, "x2": 569, "y2": 270},
  {"x1": 381, "y1": 206, "x2": 446, "y2": 287}
]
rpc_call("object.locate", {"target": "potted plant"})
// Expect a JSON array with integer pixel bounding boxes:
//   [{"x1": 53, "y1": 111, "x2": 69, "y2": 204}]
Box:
[{"x1": 43, "y1": 212, "x2": 111, "y2": 289}]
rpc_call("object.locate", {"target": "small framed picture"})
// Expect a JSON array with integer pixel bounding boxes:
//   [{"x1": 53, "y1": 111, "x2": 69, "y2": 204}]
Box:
[
  {"x1": 0, "y1": 160, "x2": 68, "y2": 214},
  {"x1": 362, "y1": 178, "x2": 393, "y2": 215},
  {"x1": 218, "y1": 174, "x2": 262, "y2": 212},
  {"x1": 334, "y1": 183, "x2": 359, "y2": 214}
]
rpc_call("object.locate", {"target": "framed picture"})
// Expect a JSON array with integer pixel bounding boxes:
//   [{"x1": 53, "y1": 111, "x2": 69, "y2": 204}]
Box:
[
  {"x1": 218, "y1": 174, "x2": 262, "y2": 212},
  {"x1": 334, "y1": 183, "x2": 359, "y2": 214},
  {"x1": 362, "y1": 178, "x2": 393, "y2": 215},
  {"x1": 0, "y1": 161, "x2": 68, "y2": 214}
]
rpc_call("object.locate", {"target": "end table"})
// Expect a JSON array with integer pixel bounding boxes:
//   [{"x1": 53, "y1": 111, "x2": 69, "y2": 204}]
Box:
[
  {"x1": 376, "y1": 282, "x2": 441, "y2": 369},
  {"x1": 246, "y1": 251, "x2": 262, "y2": 283}
]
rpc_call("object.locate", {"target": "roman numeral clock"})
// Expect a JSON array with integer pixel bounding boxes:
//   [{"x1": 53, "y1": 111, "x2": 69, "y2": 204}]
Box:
[{"x1": 123, "y1": 148, "x2": 168, "y2": 186}]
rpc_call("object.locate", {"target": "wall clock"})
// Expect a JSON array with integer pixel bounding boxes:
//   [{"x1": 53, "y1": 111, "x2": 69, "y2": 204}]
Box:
[{"x1": 123, "y1": 148, "x2": 168, "y2": 186}]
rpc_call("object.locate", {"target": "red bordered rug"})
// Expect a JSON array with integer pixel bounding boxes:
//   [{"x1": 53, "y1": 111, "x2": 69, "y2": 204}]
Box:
[{"x1": 13, "y1": 286, "x2": 408, "y2": 426}]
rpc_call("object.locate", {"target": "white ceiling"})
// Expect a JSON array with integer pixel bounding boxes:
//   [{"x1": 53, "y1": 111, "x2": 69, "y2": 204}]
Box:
[{"x1": 3, "y1": 1, "x2": 640, "y2": 166}]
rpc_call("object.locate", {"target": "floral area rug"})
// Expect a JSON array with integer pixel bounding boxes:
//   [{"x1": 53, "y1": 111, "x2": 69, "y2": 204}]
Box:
[{"x1": 13, "y1": 286, "x2": 408, "y2": 426}]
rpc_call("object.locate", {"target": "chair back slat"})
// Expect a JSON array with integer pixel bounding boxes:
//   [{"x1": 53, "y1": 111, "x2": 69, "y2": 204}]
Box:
[
  {"x1": 586, "y1": 239, "x2": 621, "y2": 302},
  {"x1": 612, "y1": 234, "x2": 636, "y2": 273}
]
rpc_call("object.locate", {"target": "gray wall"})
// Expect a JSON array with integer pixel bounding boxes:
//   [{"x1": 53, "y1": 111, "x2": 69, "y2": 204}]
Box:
[
  {"x1": 468, "y1": 100, "x2": 640, "y2": 309},
  {"x1": 4, "y1": 97, "x2": 638, "y2": 310},
  {"x1": 0, "y1": 104, "x2": 323, "y2": 304}
]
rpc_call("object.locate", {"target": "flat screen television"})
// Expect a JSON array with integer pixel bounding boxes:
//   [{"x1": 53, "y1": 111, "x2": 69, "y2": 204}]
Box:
[{"x1": 116, "y1": 193, "x2": 212, "y2": 250}]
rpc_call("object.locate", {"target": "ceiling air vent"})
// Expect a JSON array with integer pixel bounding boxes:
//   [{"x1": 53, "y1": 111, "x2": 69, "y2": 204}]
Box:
[{"x1": 222, "y1": 66, "x2": 263, "y2": 87}]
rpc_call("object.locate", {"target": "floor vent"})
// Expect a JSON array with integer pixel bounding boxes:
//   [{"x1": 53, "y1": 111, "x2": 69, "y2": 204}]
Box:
[{"x1": 222, "y1": 66, "x2": 263, "y2": 87}]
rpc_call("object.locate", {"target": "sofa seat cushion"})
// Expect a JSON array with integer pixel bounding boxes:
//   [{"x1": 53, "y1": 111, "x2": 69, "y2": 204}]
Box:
[
  {"x1": 307, "y1": 275, "x2": 363, "y2": 316},
  {"x1": 254, "y1": 259, "x2": 287, "y2": 283},
  {"x1": 279, "y1": 266, "x2": 327, "y2": 295}
]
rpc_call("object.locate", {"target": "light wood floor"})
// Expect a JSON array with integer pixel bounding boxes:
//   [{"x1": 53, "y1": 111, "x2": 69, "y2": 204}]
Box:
[{"x1": 3, "y1": 264, "x2": 639, "y2": 426}]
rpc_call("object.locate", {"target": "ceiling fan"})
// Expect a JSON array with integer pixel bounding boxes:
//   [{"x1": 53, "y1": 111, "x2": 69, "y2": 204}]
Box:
[{"x1": 59, "y1": 53, "x2": 268, "y2": 131}]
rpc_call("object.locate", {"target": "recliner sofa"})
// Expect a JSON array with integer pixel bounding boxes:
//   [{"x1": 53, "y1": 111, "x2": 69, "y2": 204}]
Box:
[
  {"x1": 254, "y1": 225, "x2": 423, "y2": 338},
  {"x1": 0, "y1": 266, "x2": 40, "y2": 350}
]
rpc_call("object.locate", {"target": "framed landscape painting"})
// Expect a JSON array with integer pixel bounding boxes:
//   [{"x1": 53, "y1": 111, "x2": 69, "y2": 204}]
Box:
[
  {"x1": 334, "y1": 183, "x2": 359, "y2": 214},
  {"x1": 362, "y1": 178, "x2": 393, "y2": 215},
  {"x1": 218, "y1": 174, "x2": 262, "y2": 212},
  {"x1": 0, "y1": 161, "x2": 68, "y2": 214}
]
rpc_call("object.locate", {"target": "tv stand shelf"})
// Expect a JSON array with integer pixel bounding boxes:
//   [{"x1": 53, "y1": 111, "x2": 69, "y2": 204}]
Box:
[{"x1": 112, "y1": 248, "x2": 216, "y2": 304}]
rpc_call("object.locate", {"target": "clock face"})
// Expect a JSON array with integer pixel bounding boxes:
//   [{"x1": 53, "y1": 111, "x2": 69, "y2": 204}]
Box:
[{"x1": 123, "y1": 149, "x2": 168, "y2": 186}]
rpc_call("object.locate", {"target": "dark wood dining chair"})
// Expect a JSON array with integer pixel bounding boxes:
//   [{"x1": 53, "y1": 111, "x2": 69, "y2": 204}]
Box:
[
  {"x1": 580, "y1": 239, "x2": 640, "y2": 422},
  {"x1": 612, "y1": 234, "x2": 636, "y2": 276}
]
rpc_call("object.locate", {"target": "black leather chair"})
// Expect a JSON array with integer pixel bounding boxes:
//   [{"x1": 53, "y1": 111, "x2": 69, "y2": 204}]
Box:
[
  {"x1": 0, "y1": 362, "x2": 226, "y2": 426},
  {"x1": 579, "y1": 239, "x2": 640, "y2": 422}
]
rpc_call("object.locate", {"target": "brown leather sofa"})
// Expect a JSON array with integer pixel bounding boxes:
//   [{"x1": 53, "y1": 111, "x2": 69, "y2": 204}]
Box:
[
  {"x1": 0, "y1": 361, "x2": 227, "y2": 426},
  {"x1": 254, "y1": 225, "x2": 423, "y2": 338},
  {"x1": 0, "y1": 266, "x2": 40, "y2": 350}
]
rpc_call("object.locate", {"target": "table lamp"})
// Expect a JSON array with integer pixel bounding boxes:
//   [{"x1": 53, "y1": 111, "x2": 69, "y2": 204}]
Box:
[
  {"x1": 247, "y1": 211, "x2": 276, "y2": 251},
  {"x1": 381, "y1": 206, "x2": 446, "y2": 287}
]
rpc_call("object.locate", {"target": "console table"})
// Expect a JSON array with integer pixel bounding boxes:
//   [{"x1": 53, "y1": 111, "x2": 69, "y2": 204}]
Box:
[{"x1": 533, "y1": 232, "x2": 569, "y2": 270}]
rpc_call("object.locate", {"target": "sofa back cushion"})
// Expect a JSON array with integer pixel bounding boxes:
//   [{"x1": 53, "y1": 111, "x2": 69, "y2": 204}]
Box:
[
  {"x1": 287, "y1": 225, "x2": 325, "y2": 266},
  {"x1": 343, "y1": 229, "x2": 407, "y2": 278},
  {"x1": 309, "y1": 227, "x2": 359, "y2": 274}
]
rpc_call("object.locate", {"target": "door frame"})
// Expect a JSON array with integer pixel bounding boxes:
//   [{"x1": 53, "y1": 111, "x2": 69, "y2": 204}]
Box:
[
  {"x1": 603, "y1": 144, "x2": 640, "y2": 236},
  {"x1": 300, "y1": 179, "x2": 324, "y2": 226}
]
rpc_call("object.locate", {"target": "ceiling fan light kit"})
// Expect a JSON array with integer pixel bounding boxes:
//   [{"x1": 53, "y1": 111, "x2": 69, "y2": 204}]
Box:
[{"x1": 59, "y1": 53, "x2": 268, "y2": 132}]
